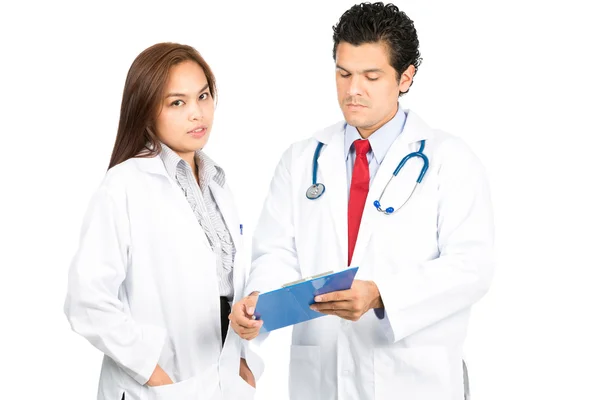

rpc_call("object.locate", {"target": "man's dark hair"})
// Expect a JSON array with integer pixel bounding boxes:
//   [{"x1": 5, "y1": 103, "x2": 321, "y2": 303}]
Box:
[{"x1": 332, "y1": 2, "x2": 422, "y2": 94}]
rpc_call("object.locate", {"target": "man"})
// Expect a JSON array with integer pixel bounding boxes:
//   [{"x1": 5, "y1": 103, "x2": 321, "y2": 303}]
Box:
[{"x1": 230, "y1": 3, "x2": 493, "y2": 399}]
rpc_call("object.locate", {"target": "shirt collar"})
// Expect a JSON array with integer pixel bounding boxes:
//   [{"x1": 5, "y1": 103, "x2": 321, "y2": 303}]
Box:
[
  {"x1": 344, "y1": 104, "x2": 407, "y2": 164},
  {"x1": 158, "y1": 142, "x2": 225, "y2": 188}
]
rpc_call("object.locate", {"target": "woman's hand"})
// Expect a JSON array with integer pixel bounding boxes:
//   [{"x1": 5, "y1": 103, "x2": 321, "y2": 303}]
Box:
[
  {"x1": 146, "y1": 364, "x2": 173, "y2": 387},
  {"x1": 239, "y1": 358, "x2": 256, "y2": 388}
]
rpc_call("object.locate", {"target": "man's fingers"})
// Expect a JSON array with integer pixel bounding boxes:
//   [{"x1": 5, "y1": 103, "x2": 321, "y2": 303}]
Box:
[
  {"x1": 314, "y1": 289, "x2": 351, "y2": 303},
  {"x1": 310, "y1": 300, "x2": 353, "y2": 313},
  {"x1": 334, "y1": 310, "x2": 360, "y2": 321}
]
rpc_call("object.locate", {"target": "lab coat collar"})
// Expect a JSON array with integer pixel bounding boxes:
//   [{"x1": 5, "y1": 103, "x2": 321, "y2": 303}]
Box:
[{"x1": 314, "y1": 109, "x2": 431, "y2": 146}]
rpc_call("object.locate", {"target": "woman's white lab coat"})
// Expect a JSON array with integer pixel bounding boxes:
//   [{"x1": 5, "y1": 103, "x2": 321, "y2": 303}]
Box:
[
  {"x1": 65, "y1": 155, "x2": 262, "y2": 400},
  {"x1": 247, "y1": 110, "x2": 494, "y2": 400}
]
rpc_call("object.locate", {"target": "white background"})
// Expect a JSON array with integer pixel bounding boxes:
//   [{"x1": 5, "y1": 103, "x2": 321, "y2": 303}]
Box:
[{"x1": 1, "y1": 0, "x2": 599, "y2": 399}]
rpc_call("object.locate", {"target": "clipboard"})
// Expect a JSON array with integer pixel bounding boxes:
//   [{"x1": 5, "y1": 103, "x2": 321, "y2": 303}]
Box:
[{"x1": 254, "y1": 267, "x2": 359, "y2": 333}]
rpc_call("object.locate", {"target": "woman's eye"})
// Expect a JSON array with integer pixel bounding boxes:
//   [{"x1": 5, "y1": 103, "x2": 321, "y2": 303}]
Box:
[
  {"x1": 199, "y1": 93, "x2": 210, "y2": 100},
  {"x1": 171, "y1": 100, "x2": 184, "y2": 107}
]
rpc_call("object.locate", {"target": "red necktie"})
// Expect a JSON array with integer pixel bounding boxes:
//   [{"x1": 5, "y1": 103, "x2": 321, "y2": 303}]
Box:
[{"x1": 348, "y1": 139, "x2": 371, "y2": 265}]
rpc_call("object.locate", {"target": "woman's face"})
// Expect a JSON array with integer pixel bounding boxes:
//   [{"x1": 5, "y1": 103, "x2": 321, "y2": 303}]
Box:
[{"x1": 154, "y1": 60, "x2": 214, "y2": 160}]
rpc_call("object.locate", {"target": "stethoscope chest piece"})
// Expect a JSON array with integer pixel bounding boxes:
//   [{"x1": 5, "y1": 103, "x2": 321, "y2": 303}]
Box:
[{"x1": 306, "y1": 183, "x2": 326, "y2": 200}]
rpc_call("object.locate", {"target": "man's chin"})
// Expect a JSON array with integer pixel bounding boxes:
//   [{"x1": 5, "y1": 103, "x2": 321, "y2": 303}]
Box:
[{"x1": 343, "y1": 115, "x2": 369, "y2": 128}]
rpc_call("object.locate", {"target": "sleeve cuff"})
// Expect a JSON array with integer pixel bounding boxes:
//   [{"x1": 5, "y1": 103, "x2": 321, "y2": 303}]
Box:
[{"x1": 126, "y1": 324, "x2": 167, "y2": 385}]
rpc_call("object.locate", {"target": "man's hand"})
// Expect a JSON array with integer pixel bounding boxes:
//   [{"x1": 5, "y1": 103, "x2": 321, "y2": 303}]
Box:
[
  {"x1": 146, "y1": 364, "x2": 173, "y2": 387},
  {"x1": 239, "y1": 358, "x2": 256, "y2": 388},
  {"x1": 229, "y1": 292, "x2": 263, "y2": 340},
  {"x1": 309, "y1": 279, "x2": 383, "y2": 321}
]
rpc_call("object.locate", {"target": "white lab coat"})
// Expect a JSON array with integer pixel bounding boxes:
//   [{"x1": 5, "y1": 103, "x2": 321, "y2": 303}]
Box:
[
  {"x1": 247, "y1": 111, "x2": 494, "y2": 400},
  {"x1": 65, "y1": 155, "x2": 263, "y2": 400}
]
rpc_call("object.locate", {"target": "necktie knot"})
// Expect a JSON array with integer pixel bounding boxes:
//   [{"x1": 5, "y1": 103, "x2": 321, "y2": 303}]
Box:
[{"x1": 353, "y1": 139, "x2": 371, "y2": 156}]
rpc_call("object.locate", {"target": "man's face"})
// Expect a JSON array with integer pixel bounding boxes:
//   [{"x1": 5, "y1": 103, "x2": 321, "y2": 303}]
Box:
[{"x1": 335, "y1": 41, "x2": 413, "y2": 137}]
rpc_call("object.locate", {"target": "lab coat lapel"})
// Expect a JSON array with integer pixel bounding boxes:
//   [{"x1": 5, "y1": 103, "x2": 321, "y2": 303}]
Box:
[
  {"x1": 350, "y1": 111, "x2": 431, "y2": 266},
  {"x1": 136, "y1": 156, "x2": 214, "y2": 250},
  {"x1": 316, "y1": 126, "x2": 349, "y2": 265},
  {"x1": 208, "y1": 181, "x2": 249, "y2": 301}
]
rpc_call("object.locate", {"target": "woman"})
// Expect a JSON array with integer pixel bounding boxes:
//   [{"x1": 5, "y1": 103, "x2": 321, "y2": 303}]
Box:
[{"x1": 64, "y1": 42, "x2": 262, "y2": 400}]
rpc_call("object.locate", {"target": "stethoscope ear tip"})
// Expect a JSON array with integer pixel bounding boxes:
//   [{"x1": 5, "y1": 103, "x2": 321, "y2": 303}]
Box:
[{"x1": 373, "y1": 200, "x2": 394, "y2": 214}]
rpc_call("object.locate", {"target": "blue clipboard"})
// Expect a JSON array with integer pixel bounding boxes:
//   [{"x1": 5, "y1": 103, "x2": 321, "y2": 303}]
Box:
[{"x1": 254, "y1": 267, "x2": 359, "y2": 333}]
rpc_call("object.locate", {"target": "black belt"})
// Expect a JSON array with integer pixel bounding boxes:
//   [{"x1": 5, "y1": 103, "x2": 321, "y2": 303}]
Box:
[{"x1": 220, "y1": 296, "x2": 231, "y2": 345}]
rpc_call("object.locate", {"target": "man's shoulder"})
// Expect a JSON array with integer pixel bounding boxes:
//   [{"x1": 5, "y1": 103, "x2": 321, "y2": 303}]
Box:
[
  {"x1": 280, "y1": 120, "x2": 346, "y2": 159},
  {"x1": 296, "y1": 119, "x2": 345, "y2": 143}
]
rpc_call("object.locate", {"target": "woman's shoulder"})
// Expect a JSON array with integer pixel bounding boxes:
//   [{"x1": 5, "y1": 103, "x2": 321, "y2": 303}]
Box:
[{"x1": 102, "y1": 156, "x2": 164, "y2": 192}]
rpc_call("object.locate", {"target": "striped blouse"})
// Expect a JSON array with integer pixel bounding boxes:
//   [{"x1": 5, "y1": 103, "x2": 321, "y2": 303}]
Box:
[{"x1": 159, "y1": 143, "x2": 235, "y2": 299}]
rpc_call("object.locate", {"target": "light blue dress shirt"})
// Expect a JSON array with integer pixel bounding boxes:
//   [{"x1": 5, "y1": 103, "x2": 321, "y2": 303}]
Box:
[{"x1": 344, "y1": 105, "x2": 407, "y2": 196}]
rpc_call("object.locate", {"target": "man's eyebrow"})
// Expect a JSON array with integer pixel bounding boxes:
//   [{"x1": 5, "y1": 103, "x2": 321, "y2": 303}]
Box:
[{"x1": 335, "y1": 65, "x2": 384, "y2": 74}]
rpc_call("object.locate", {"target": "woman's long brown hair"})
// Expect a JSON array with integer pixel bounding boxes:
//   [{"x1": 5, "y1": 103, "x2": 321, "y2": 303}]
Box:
[{"x1": 108, "y1": 43, "x2": 217, "y2": 170}]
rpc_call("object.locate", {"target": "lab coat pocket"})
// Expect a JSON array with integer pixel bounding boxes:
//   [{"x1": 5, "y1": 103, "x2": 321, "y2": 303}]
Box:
[
  {"x1": 289, "y1": 345, "x2": 320, "y2": 400},
  {"x1": 374, "y1": 346, "x2": 451, "y2": 400},
  {"x1": 146, "y1": 376, "x2": 198, "y2": 400}
]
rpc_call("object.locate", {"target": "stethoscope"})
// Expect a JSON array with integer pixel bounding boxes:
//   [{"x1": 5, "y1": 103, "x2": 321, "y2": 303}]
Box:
[{"x1": 305, "y1": 140, "x2": 429, "y2": 215}]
